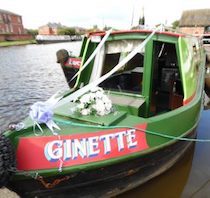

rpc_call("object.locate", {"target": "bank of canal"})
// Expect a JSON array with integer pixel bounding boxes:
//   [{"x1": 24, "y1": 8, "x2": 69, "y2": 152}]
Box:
[{"x1": 0, "y1": 40, "x2": 36, "y2": 47}]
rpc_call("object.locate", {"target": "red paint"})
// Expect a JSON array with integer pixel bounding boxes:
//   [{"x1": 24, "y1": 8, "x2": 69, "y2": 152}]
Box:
[
  {"x1": 88, "y1": 30, "x2": 184, "y2": 38},
  {"x1": 183, "y1": 92, "x2": 196, "y2": 105},
  {"x1": 16, "y1": 124, "x2": 148, "y2": 171},
  {"x1": 64, "y1": 57, "x2": 81, "y2": 69}
]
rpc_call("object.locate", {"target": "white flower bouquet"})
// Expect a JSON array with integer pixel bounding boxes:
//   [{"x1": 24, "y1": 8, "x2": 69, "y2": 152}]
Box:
[{"x1": 77, "y1": 87, "x2": 113, "y2": 116}]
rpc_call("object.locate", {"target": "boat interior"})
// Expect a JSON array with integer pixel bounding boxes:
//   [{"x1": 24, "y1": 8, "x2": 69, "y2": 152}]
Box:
[
  {"x1": 92, "y1": 38, "x2": 185, "y2": 118},
  {"x1": 151, "y1": 41, "x2": 184, "y2": 116}
]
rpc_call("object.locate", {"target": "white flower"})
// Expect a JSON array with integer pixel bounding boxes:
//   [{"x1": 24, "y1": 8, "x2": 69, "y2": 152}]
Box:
[
  {"x1": 102, "y1": 95, "x2": 111, "y2": 103},
  {"x1": 77, "y1": 103, "x2": 85, "y2": 109},
  {"x1": 81, "y1": 108, "x2": 91, "y2": 116},
  {"x1": 76, "y1": 87, "x2": 113, "y2": 116},
  {"x1": 80, "y1": 94, "x2": 91, "y2": 104},
  {"x1": 105, "y1": 101, "x2": 112, "y2": 111},
  {"x1": 89, "y1": 93, "x2": 96, "y2": 101},
  {"x1": 95, "y1": 99, "x2": 106, "y2": 112},
  {"x1": 95, "y1": 91, "x2": 104, "y2": 99}
]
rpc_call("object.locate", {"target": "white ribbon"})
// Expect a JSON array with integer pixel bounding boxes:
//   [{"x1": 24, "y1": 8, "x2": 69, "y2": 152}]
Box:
[
  {"x1": 70, "y1": 29, "x2": 112, "y2": 82},
  {"x1": 55, "y1": 26, "x2": 161, "y2": 108},
  {"x1": 30, "y1": 96, "x2": 61, "y2": 135}
]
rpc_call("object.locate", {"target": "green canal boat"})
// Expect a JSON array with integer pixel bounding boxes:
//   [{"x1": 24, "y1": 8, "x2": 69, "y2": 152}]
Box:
[{"x1": 0, "y1": 27, "x2": 206, "y2": 197}]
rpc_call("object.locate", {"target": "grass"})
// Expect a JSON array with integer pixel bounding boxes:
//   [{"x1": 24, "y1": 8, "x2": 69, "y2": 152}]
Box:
[{"x1": 0, "y1": 40, "x2": 36, "y2": 47}]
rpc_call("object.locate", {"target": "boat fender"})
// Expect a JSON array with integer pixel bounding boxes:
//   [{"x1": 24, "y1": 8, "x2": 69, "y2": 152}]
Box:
[
  {"x1": 56, "y1": 49, "x2": 69, "y2": 66},
  {"x1": 0, "y1": 133, "x2": 16, "y2": 188}
]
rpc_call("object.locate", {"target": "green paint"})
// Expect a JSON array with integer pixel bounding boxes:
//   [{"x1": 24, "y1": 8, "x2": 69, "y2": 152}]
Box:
[
  {"x1": 178, "y1": 37, "x2": 197, "y2": 100},
  {"x1": 3, "y1": 31, "x2": 206, "y2": 180},
  {"x1": 141, "y1": 39, "x2": 153, "y2": 117}
]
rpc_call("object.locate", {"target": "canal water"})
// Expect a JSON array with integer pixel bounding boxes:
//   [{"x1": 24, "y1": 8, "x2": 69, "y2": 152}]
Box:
[{"x1": 0, "y1": 42, "x2": 210, "y2": 198}]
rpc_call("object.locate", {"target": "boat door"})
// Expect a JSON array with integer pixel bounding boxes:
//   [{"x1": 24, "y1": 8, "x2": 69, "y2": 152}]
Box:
[{"x1": 150, "y1": 41, "x2": 184, "y2": 116}]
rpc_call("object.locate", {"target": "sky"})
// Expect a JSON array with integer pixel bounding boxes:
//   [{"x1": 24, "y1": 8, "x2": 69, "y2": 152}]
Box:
[{"x1": 0, "y1": 0, "x2": 210, "y2": 29}]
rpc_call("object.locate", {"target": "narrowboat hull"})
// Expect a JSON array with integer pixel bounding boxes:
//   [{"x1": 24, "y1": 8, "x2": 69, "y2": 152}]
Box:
[
  {"x1": 36, "y1": 40, "x2": 72, "y2": 44},
  {"x1": 36, "y1": 35, "x2": 82, "y2": 44},
  {"x1": 7, "y1": 129, "x2": 196, "y2": 198},
  {"x1": 56, "y1": 50, "x2": 81, "y2": 88},
  {"x1": 1, "y1": 28, "x2": 206, "y2": 197}
]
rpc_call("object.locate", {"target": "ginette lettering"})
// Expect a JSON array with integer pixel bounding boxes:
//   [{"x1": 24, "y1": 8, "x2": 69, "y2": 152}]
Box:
[{"x1": 44, "y1": 129, "x2": 137, "y2": 162}]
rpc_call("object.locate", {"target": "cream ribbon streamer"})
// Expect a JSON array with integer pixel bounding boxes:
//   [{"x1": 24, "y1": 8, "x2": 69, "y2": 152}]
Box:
[
  {"x1": 70, "y1": 29, "x2": 112, "y2": 82},
  {"x1": 55, "y1": 26, "x2": 161, "y2": 108}
]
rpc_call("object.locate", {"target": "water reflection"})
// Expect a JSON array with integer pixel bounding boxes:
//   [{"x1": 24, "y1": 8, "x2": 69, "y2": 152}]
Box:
[{"x1": 182, "y1": 110, "x2": 210, "y2": 198}]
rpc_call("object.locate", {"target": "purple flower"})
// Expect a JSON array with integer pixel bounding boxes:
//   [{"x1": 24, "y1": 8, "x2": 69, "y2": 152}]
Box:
[{"x1": 30, "y1": 102, "x2": 53, "y2": 124}]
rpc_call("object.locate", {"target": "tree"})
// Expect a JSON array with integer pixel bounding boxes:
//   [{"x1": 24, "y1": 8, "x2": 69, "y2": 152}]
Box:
[
  {"x1": 172, "y1": 20, "x2": 180, "y2": 29},
  {"x1": 58, "y1": 28, "x2": 76, "y2": 35},
  {"x1": 139, "y1": 7, "x2": 145, "y2": 26},
  {"x1": 103, "y1": 26, "x2": 112, "y2": 31},
  {"x1": 26, "y1": 29, "x2": 38, "y2": 38},
  {"x1": 139, "y1": 16, "x2": 145, "y2": 25}
]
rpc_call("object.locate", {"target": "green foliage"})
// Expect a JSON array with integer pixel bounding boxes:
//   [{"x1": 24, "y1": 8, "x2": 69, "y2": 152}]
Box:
[
  {"x1": 103, "y1": 26, "x2": 112, "y2": 31},
  {"x1": 0, "y1": 40, "x2": 36, "y2": 47},
  {"x1": 139, "y1": 16, "x2": 145, "y2": 25},
  {"x1": 172, "y1": 20, "x2": 179, "y2": 29},
  {"x1": 26, "y1": 29, "x2": 38, "y2": 38},
  {"x1": 58, "y1": 28, "x2": 76, "y2": 35}
]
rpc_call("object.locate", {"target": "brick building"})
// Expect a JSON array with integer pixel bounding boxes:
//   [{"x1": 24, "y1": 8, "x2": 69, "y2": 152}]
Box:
[
  {"x1": 179, "y1": 9, "x2": 210, "y2": 36},
  {"x1": 38, "y1": 23, "x2": 86, "y2": 35},
  {"x1": 0, "y1": 9, "x2": 25, "y2": 34},
  {"x1": 38, "y1": 23, "x2": 64, "y2": 35},
  {"x1": 0, "y1": 9, "x2": 32, "y2": 41}
]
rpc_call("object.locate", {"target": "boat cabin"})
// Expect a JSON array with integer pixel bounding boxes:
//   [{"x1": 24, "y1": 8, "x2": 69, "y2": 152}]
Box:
[{"x1": 75, "y1": 30, "x2": 199, "y2": 118}]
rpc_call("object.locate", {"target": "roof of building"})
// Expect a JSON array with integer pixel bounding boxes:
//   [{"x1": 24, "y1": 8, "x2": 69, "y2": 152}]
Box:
[
  {"x1": 0, "y1": 9, "x2": 20, "y2": 16},
  {"x1": 179, "y1": 9, "x2": 210, "y2": 27}
]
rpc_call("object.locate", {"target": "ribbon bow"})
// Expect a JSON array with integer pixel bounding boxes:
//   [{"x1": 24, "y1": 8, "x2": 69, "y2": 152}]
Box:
[{"x1": 29, "y1": 94, "x2": 62, "y2": 135}]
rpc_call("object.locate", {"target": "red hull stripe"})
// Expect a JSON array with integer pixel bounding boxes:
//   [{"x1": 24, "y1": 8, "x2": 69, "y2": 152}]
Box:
[
  {"x1": 89, "y1": 30, "x2": 183, "y2": 38},
  {"x1": 183, "y1": 92, "x2": 196, "y2": 105},
  {"x1": 17, "y1": 124, "x2": 148, "y2": 171}
]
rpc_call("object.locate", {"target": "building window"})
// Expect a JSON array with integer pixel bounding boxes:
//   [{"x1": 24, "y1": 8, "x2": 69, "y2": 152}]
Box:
[
  {"x1": 0, "y1": 27, "x2": 3, "y2": 33},
  {"x1": 8, "y1": 15, "x2": 11, "y2": 22},
  {"x1": 17, "y1": 17, "x2": 21, "y2": 23},
  {"x1": 10, "y1": 24, "x2": 13, "y2": 33},
  {"x1": 0, "y1": 15, "x2": 3, "y2": 23},
  {"x1": 3, "y1": 14, "x2": 6, "y2": 23},
  {"x1": 18, "y1": 27, "x2": 22, "y2": 34},
  {"x1": 5, "y1": 24, "x2": 9, "y2": 33}
]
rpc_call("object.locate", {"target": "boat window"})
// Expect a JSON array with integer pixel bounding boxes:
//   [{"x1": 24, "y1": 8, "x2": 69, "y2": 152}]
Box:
[
  {"x1": 150, "y1": 41, "x2": 184, "y2": 116},
  {"x1": 99, "y1": 40, "x2": 144, "y2": 94}
]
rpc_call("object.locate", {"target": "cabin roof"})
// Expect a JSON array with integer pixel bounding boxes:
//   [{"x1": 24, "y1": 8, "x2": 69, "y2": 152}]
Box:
[
  {"x1": 179, "y1": 9, "x2": 210, "y2": 27},
  {"x1": 88, "y1": 30, "x2": 184, "y2": 38}
]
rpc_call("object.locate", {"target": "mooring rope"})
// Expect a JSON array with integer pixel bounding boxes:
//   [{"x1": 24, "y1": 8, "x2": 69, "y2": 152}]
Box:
[{"x1": 54, "y1": 118, "x2": 210, "y2": 143}]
